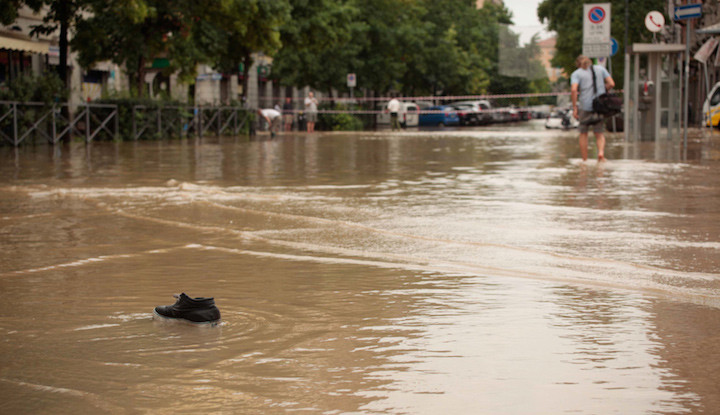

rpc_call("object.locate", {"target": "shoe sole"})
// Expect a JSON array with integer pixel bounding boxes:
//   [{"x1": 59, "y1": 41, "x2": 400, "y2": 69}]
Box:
[{"x1": 152, "y1": 310, "x2": 221, "y2": 327}]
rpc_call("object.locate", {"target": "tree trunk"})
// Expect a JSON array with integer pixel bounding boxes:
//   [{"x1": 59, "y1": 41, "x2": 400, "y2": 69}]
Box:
[
  {"x1": 241, "y1": 52, "x2": 252, "y2": 106},
  {"x1": 58, "y1": 0, "x2": 69, "y2": 88},
  {"x1": 137, "y1": 56, "x2": 146, "y2": 97}
]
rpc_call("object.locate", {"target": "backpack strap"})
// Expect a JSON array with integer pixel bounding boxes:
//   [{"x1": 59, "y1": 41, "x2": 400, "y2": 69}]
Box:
[{"x1": 590, "y1": 65, "x2": 598, "y2": 96}]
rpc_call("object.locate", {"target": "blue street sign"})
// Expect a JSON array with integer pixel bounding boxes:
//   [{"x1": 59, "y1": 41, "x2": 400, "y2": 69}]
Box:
[
  {"x1": 674, "y1": 4, "x2": 702, "y2": 21},
  {"x1": 610, "y1": 37, "x2": 619, "y2": 57}
]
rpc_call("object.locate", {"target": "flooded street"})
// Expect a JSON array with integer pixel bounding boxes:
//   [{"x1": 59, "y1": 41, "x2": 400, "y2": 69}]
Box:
[{"x1": 1, "y1": 121, "x2": 719, "y2": 414}]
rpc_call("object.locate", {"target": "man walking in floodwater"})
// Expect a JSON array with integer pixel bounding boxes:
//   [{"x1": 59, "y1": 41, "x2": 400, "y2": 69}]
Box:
[{"x1": 571, "y1": 55, "x2": 615, "y2": 162}]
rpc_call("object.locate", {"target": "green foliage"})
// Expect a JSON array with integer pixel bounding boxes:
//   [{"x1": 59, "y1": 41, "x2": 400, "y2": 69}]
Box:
[
  {"x1": 3, "y1": 0, "x2": 553, "y2": 104},
  {"x1": 212, "y1": 0, "x2": 290, "y2": 71},
  {"x1": 1, "y1": 1, "x2": 23, "y2": 25},
  {"x1": 271, "y1": 0, "x2": 365, "y2": 95},
  {"x1": 73, "y1": 0, "x2": 219, "y2": 95},
  {"x1": 315, "y1": 103, "x2": 363, "y2": 131},
  {"x1": 71, "y1": 0, "x2": 290, "y2": 98},
  {"x1": 0, "y1": 72, "x2": 67, "y2": 145},
  {"x1": 272, "y1": 0, "x2": 533, "y2": 98},
  {"x1": 537, "y1": 0, "x2": 666, "y2": 86},
  {"x1": 25, "y1": 0, "x2": 87, "y2": 37},
  {"x1": 0, "y1": 72, "x2": 66, "y2": 102},
  {"x1": 96, "y1": 95, "x2": 174, "y2": 140}
]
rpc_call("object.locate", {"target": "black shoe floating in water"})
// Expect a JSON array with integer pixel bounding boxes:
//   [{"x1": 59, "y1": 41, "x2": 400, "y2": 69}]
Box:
[{"x1": 153, "y1": 293, "x2": 221, "y2": 325}]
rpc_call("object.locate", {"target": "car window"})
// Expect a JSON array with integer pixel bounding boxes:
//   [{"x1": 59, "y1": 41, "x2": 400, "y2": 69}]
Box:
[{"x1": 711, "y1": 89, "x2": 720, "y2": 106}]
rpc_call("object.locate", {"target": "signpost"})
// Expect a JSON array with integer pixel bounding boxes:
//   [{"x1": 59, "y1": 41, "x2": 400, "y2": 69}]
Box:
[
  {"x1": 675, "y1": 4, "x2": 703, "y2": 151},
  {"x1": 347, "y1": 73, "x2": 356, "y2": 99},
  {"x1": 644, "y1": 11, "x2": 665, "y2": 33},
  {"x1": 674, "y1": 4, "x2": 702, "y2": 21},
  {"x1": 583, "y1": 3, "x2": 612, "y2": 57},
  {"x1": 608, "y1": 37, "x2": 618, "y2": 76}
]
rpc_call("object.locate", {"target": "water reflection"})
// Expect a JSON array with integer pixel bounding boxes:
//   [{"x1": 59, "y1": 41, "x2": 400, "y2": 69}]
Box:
[{"x1": 1, "y1": 124, "x2": 719, "y2": 413}]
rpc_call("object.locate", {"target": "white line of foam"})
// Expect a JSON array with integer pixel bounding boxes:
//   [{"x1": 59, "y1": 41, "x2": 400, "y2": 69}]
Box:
[
  {"x1": 182, "y1": 243, "x2": 535, "y2": 279},
  {"x1": 1, "y1": 247, "x2": 184, "y2": 277},
  {"x1": 0, "y1": 378, "x2": 121, "y2": 412},
  {"x1": 74, "y1": 324, "x2": 121, "y2": 331}
]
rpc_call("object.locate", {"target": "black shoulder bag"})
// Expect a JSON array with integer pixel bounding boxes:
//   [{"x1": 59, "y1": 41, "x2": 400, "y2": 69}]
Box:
[{"x1": 590, "y1": 65, "x2": 622, "y2": 116}]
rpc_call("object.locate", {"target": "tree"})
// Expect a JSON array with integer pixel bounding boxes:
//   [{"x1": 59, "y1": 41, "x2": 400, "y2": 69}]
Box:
[
  {"x1": 272, "y1": 0, "x2": 509, "y2": 98},
  {"x1": 272, "y1": 0, "x2": 366, "y2": 98},
  {"x1": 537, "y1": 0, "x2": 666, "y2": 86},
  {"x1": 73, "y1": 0, "x2": 215, "y2": 96},
  {"x1": 3, "y1": 0, "x2": 88, "y2": 88},
  {"x1": 1, "y1": 1, "x2": 25, "y2": 25},
  {"x1": 353, "y1": 0, "x2": 426, "y2": 95},
  {"x1": 210, "y1": 0, "x2": 291, "y2": 102}
]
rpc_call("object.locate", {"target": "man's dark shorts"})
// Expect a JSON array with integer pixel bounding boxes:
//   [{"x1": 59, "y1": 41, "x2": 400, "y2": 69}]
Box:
[{"x1": 578, "y1": 109, "x2": 604, "y2": 134}]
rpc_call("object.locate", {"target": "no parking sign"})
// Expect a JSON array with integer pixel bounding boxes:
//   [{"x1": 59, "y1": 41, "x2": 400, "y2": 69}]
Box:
[
  {"x1": 583, "y1": 3, "x2": 611, "y2": 57},
  {"x1": 588, "y1": 6, "x2": 607, "y2": 24}
]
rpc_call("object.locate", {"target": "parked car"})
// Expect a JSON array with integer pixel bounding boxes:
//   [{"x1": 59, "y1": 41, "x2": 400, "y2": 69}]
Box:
[
  {"x1": 545, "y1": 108, "x2": 578, "y2": 129},
  {"x1": 377, "y1": 101, "x2": 420, "y2": 127},
  {"x1": 451, "y1": 100, "x2": 493, "y2": 124},
  {"x1": 704, "y1": 81, "x2": 720, "y2": 127},
  {"x1": 451, "y1": 104, "x2": 481, "y2": 126},
  {"x1": 508, "y1": 107, "x2": 520, "y2": 122},
  {"x1": 419, "y1": 105, "x2": 460, "y2": 126},
  {"x1": 516, "y1": 107, "x2": 533, "y2": 121},
  {"x1": 492, "y1": 108, "x2": 512, "y2": 123}
]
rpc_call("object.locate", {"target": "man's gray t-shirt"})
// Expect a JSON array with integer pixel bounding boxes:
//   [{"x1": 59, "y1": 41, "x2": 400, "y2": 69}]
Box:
[{"x1": 571, "y1": 65, "x2": 611, "y2": 112}]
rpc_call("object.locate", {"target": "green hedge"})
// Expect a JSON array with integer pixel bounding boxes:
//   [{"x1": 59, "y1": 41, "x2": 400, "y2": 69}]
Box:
[
  {"x1": 317, "y1": 102, "x2": 366, "y2": 131},
  {"x1": 0, "y1": 73, "x2": 68, "y2": 145},
  {"x1": 0, "y1": 73, "x2": 67, "y2": 103}
]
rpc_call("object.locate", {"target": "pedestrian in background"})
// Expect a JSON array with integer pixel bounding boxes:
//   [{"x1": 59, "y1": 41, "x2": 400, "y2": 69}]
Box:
[
  {"x1": 571, "y1": 55, "x2": 615, "y2": 162},
  {"x1": 304, "y1": 91, "x2": 318, "y2": 133},
  {"x1": 387, "y1": 96, "x2": 401, "y2": 130},
  {"x1": 257, "y1": 108, "x2": 282, "y2": 138},
  {"x1": 282, "y1": 97, "x2": 294, "y2": 131}
]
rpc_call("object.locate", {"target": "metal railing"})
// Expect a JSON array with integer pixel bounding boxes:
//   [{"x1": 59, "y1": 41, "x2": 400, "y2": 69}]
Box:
[
  {"x1": 1, "y1": 101, "x2": 254, "y2": 146},
  {"x1": 0, "y1": 101, "x2": 118, "y2": 146},
  {"x1": 131, "y1": 105, "x2": 252, "y2": 140}
]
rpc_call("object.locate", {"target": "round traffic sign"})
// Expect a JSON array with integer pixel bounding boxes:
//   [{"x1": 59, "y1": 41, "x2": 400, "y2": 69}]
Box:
[
  {"x1": 610, "y1": 38, "x2": 619, "y2": 57},
  {"x1": 645, "y1": 11, "x2": 665, "y2": 33},
  {"x1": 588, "y1": 7, "x2": 606, "y2": 24}
]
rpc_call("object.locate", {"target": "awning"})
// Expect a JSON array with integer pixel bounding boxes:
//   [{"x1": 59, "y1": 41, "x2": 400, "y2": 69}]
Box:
[
  {"x1": 0, "y1": 36, "x2": 50, "y2": 54},
  {"x1": 697, "y1": 22, "x2": 720, "y2": 35},
  {"x1": 151, "y1": 58, "x2": 170, "y2": 69}
]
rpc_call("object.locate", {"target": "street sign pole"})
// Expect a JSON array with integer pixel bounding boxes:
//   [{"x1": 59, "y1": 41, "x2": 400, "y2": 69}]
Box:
[
  {"x1": 674, "y1": 3, "x2": 703, "y2": 153},
  {"x1": 347, "y1": 73, "x2": 357, "y2": 102},
  {"x1": 684, "y1": 23, "x2": 689, "y2": 153}
]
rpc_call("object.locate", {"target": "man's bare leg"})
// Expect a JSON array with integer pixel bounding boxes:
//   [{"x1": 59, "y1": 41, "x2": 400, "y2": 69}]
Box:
[
  {"x1": 596, "y1": 132, "x2": 606, "y2": 161},
  {"x1": 579, "y1": 132, "x2": 589, "y2": 161}
]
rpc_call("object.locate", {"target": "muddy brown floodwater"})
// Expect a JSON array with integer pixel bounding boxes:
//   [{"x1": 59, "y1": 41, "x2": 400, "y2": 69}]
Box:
[{"x1": 1, "y1": 122, "x2": 719, "y2": 414}]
